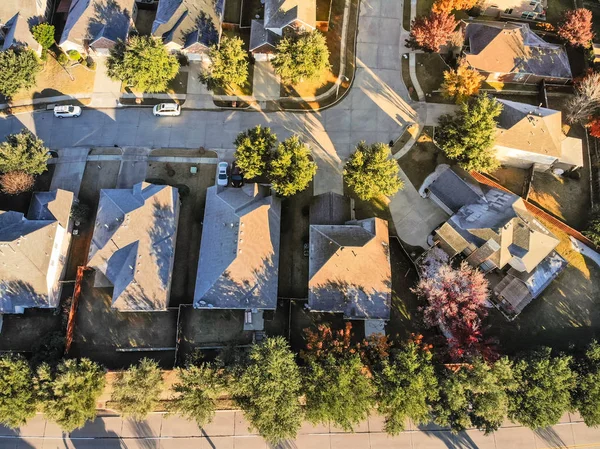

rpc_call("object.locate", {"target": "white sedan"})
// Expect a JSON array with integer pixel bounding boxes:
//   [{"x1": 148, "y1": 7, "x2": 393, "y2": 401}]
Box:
[
  {"x1": 153, "y1": 103, "x2": 181, "y2": 117},
  {"x1": 217, "y1": 162, "x2": 229, "y2": 186},
  {"x1": 53, "y1": 105, "x2": 81, "y2": 118}
]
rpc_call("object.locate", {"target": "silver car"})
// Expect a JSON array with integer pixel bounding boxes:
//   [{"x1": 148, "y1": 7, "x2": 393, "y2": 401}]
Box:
[
  {"x1": 217, "y1": 162, "x2": 229, "y2": 186},
  {"x1": 53, "y1": 105, "x2": 81, "y2": 118}
]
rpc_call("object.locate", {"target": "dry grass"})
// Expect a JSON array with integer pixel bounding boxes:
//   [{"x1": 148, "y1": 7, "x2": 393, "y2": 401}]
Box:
[{"x1": 489, "y1": 167, "x2": 528, "y2": 197}]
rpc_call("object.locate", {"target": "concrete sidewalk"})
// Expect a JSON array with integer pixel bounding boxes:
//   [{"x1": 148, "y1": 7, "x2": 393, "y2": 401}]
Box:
[{"x1": 0, "y1": 410, "x2": 598, "y2": 449}]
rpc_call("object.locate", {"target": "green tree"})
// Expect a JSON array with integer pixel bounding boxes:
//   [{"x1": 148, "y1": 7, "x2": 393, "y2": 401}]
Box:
[
  {"x1": 168, "y1": 363, "x2": 223, "y2": 428},
  {"x1": 585, "y1": 208, "x2": 600, "y2": 246},
  {"x1": 31, "y1": 23, "x2": 55, "y2": 50},
  {"x1": 36, "y1": 358, "x2": 106, "y2": 433},
  {"x1": 508, "y1": 348, "x2": 576, "y2": 429},
  {"x1": 107, "y1": 36, "x2": 179, "y2": 93},
  {"x1": 0, "y1": 355, "x2": 37, "y2": 429},
  {"x1": 434, "y1": 358, "x2": 517, "y2": 434},
  {"x1": 0, "y1": 129, "x2": 50, "y2": 175},
  {"x1": 0, "y1": 49, "x2": 41, "y2": 98},
  {"x1": 233, "y1": 125, "x2": 277, "y2": 179},
  {"x1": 573, "y1": 340, "x2": 600, "y2": 426},
  {"x1": 231, "y1": 337, "x2": 303, "y2": 444},
  {"x1": 436, "y1": 94, "x2": 502, "y2": 172},
  {"x1": 375, "y1": 339, "x2": 438, "y2": 435},
  {"x1": 269, "y1": 135, "x2": 317, "y2": 196},
  {"x1": 111, "y1": 358, "x2": 163, "y2": 421},
  {"x1": 344, "y1": 141, "x2": 403, "y2": 201},
  {"x1": 207, "y1": 36, "x2": 248, "y2": 88},
  {"x1": 304, "y1": 353, "x2": 375, "y2": 431},
  {"x1": 272, "y1": 31, "x2": 330, "y2": 84}
]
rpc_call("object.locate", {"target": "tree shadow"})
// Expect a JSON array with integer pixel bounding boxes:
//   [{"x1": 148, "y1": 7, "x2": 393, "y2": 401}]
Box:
[
  {"x1": 417, "y1": 425, "x2": 481, "y2": 449},
  {"x1": 534, "y1": 426, "x2": 568, "y2": 448},
  {"x1": 69, "y1": 416, "x2": 123, "y2": 448}
]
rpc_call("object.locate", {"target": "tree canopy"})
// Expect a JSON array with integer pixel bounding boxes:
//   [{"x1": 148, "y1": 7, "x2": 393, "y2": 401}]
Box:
[
  {"x1": 567, "y1": 72, "x2": 600, "y2": 124},
  {"x1": 0, "y1": 49, "x2": 41, "y2": 98},
  {"x1": 111, "y1": 358, "x2": 163, "y2": 421},
  {"x1": 207, "y1": 36, "x2": 248, "y2": 88},
  {"x1": 436, "y1": 94, "x2": 501, "y2": 172},
  {"x1": 508, "y1": 348, "x2": 576, "y2": 429},
  {"x1": 233, "y1": 125, "x2": 277, "y2": 179},
  {"x1": 585, "y1": 208, "x2": 600, "y2": 246},
  {"x1": 0, "y1": 129, "x2": 50, "y2": 176},
  {"x1": 107, "y1": 36, "x2": 179, "y2": 93},
  {"x1": 273, "y1": 32, "x2": 330, "y2": 84},
  {"x1": 31, "y1": 23, "x2": 55, "y2": 50},
  {"x1": 344, "y1": 141, "x2": 403, "y2": 201},
  {"x1": 441, "y1": 62, "x2": 484, "y2": 103},
  {"x1": 231, "y1": 337, "x2": 303, "y2": 444},
  {"x1": 558, "y1": 8, "x2": 594, "y2": 47},
  {"x1": 573, "y1": 341, "x2": 600, "y2": 427},
  {"x1": 0, "y1": 355, "x2": 37, "y2": 429},
  {"x1": 269, "y1": 135, "x2": 317, "y2": 196},
  {"x1": 36, "y1": 358, "x2": 106, "y2": 433},
  {"x1": 407, "y1": 13, "x2": 457, "y2": 52}
]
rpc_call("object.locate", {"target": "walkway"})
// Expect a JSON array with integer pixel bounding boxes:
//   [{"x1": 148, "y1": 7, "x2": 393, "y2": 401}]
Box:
[
  {"x1": 252, "y1": 61, "x2": 281, "y2": 101},
  {"x1": 1, "y1": 410, "x2": 598, "y2": 449}
]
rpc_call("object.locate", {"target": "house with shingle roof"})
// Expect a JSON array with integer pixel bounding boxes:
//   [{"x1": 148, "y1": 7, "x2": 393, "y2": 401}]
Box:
[
  {"x1": 194, "y1": 184, "x2": 281, "y2": 319},
  {"x1": 151, "y1": 0, "x2": 225, "y2": 61},
  {"x1": 0, "y1": 0, "x2": 50, "y2": 54},
  {"x1": 308, "y1": 192, "x2": 391, "y2": 321},
  {"x1": 250, "y1": 0, "x2": 316, "y2": 60},
  {"x1": 87, "y1": 182, "x2": 179, "y2": 311},
  {"x1": 422, "y1": 166, "x2": 566, "y2": 318},
  {"x1": 462, "y1": 21, "x2": 572, "y2": 85},
  {"x1": 59, "y1": 0, "x2": 137, "y2": 55},
  {"x1": 0, "y1": 189, "x2": 74, "y2": 315},
  {"x1": 493, "y1": 99, "x2": 583, "y2": 172}
]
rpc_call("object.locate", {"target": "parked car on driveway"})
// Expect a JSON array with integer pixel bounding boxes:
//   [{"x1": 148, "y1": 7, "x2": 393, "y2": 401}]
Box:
[
  {"x1": 153, "y1": 103, "x2": 181, "y2": 117},
  {"x1": 53, "y1": 105, "x2": 81, "y2": 118},
  {"x1": 217, "y1": 162, "x2": 229, "y2": 186},
  {"x1": 231, "y1": 162, "x2": 244, "y2": 188}
]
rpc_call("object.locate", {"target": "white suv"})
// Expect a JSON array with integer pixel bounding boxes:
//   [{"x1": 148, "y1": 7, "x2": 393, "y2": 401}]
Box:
[
  {"x1": 53, "y1": 105, "x2": 81, "y2": 118},
  {"x1": 153, "y1": 103, "x2": 181, "y2": 117}
]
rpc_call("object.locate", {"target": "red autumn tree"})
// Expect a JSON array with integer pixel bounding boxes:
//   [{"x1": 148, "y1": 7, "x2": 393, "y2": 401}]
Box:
[
  {"x1": 557, "y1": 8, "x2": 594, "y2": 47},
  {"x1": 432, "y1": 0, "x2": 477, "y2": 14},
  {"x1": 413, "y1": 261, "x2": 495, "y2": 360},
  {"x1": 588, "y1": 117, "x2": 600, "y2": 138},
  {"x1": 407, "y1": 12, "x2": 458, "y2": 53}
]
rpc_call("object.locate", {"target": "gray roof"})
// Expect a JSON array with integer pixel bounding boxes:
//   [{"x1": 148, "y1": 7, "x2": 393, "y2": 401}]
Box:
[
  {"x1": 264, "y1": 0, "x2": 316, "y2": 29},
  {"x1": 463, "y1": 22, "x2": 572, "y2": 79},
  {"x1": 309, "y1": 192, "x2": 353, "y2": 225},
  {"x1": 249, "y1": 20, "x2": 281, "y2": 52},
  {"x1": 152, "y1": 0, "x2": 224, "y2": 49},
  {"x1": 87, "y1": 182, "x2": 179, "y2": 311},
  {"x1": 0, "y1": 0, "x2": 47, "y2": 51},
  {"x1": 60, "y1": 0, "x2": 135, "y2": 49},
  {"x1": 511, "y1": 251, "x2": 567, "y2": 298},
  {"x1": 309, "y1": 218, "x2": 391, "y2": 320},
  {"x1": 0, "y1": 190, "x2": 74, "y2": 314},
  {"x1": 427, "y1": 168, "x2": 484, "y2": 214},
  {"x1": 194, "y1": 184, "x2": 281, "y2": 310}
]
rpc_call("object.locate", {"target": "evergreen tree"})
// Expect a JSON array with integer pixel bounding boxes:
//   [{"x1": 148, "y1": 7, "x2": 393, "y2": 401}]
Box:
[
  {"x1": 107, "y1": 36, "x2": 179, "y2": 93},
  {"x1": 207, "y1": 36, "x2": 248, "y2": 88},
  {"x1": 0, "y1": 129, "x2": 50, "y2": 175},
  {"x1": 111, "y1": 358, "x2": 163, "y2": 421},
  {"x1": 269, "y1": 135, "x2": 317, "y2": 196},
  {"x1": 0, "y1": 49, "x2": 41, "y2": 98},
  {"x1": 273, "y1": 32, "x2": 330, "y2": 84},
  {"x1": 573, "y1": 340, "x2": 600, "y2": 427},
  {"x1": 0, "y1": 355, "x2": 37, "y2": 429},
  {"x1": 436, "y1": 94, "x2": 501, "y2": 172},
  {"x1": 233, "y1": 125, "x2": 277, "y2": 179},
  {"x1": 344, "y1": 141, "x2": 403, "y2": 201},
  {"x1": 31, "y1": 23, "x2": 55, "y2": 50}
]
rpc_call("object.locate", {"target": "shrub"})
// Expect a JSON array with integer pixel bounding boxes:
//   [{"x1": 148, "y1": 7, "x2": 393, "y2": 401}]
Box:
[
  {"x1": 0, "y1": 171, "x2": 35, "y2": 194},
  {"x1": 87, "y1": 57, "x2": 97, "y2": 70},
  {"x1": 57, "y1": 52, "x2": 68, "y2": 66},
  {"x1": 31, "y1": 23, "x2": 55, "y2": 50},
  {"x1": 67, "y1": 50, "x2": 81, "y2": 61}
]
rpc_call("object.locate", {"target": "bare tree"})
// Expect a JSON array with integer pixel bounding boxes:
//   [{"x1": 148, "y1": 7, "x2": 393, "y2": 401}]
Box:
[
  {"x1": 567, "y1": 72, "x2": 600, "y2": 124},
  {"x1": 0, "y1": 171, "x2": 34, "y2": 194}
]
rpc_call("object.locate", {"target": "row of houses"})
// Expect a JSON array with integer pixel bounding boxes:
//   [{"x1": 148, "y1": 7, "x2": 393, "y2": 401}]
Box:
[
  {"x1": 1, "y1": 0, "x2": 316, "y2": 61},
  {"x1": 0, "y1": 182, "x2": 393, "y2": 333}
]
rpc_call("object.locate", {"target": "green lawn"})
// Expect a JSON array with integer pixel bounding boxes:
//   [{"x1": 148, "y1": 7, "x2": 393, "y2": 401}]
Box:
[
  {"x1": 545, "y1": 0, "x2": 576, "y2": 25},
  {"x1": 415, "y1": 53, "x2": 449, "y2": 100}
]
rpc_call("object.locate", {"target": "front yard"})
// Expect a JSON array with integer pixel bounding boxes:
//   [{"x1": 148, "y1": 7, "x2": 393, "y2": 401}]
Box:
[{"x1": 415, "y1": 53, "x2": 451, "y2": 103}]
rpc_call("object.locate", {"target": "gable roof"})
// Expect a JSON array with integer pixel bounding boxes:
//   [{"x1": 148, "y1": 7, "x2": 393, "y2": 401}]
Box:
[
  {"x1": 309, "y1": 218, "x2": 391, "y2": 320},
  {"x1": 60, "y1": 0, "x2": 135, "y2": 49},
  {"x1": 87, "y1": 182, "x2": 179, "y2": 311},
  {"x1": 152, "y1": 0, "x2": 224, "y2": 49},
  {"x1": 0, "y1": 190, "x2": 74, "y2": 313},
  {"x1": 249, "y1": 20, "x2": 281, "y2": 52},
  {"x1": 463, "y1": 21, "x2": 572, "y2": 79},
  {"x1": 1, "y1": 13, "x2": 39, "y2": 51},
  {"x1": 264, "y1": 0, "x2": 316, "y2": 30},
  {"x1": 427, "y1": 167, "x2": 485, "y2": 214},
  {"x1": 194, "y1": 184, "x2": 281, "y2": 310},
  {"x1": 0, "y1": 0, "x2": 47, "y2": 52}
]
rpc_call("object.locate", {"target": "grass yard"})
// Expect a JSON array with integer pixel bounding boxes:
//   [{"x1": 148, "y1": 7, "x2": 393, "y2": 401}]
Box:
[
  {"x1": 123, "y1": 71, "x2": 189, "y2": 95},
  {"x1": 545, "y1": 0, "x2": 576, "y2": 26},
  {"x1": 317, "y1": 0, "x2": 334, "y2": 21},
  {"x1": 0, "y1": 309, "x2": 63, "y2": 353},
  {"x1": 224, "y1": 0, "x2": 242, "y2": 23},
  {"x1": 402, "y1": 55, "x2": 419, "y2": 101},
  {"x1": 398, "y1": 126, "x2": 446, "y2": 189},
  {"x1": 417, "y1": 0, "x2": 436, "y2": 17},
  {"x1": 415, "y1": 53, "x2": 449, "y2": 101},
  {"x1": 489, "y1": 167, "x2": 529, "y2": 197},
  {"x1": 6, "y1": 55, "x2": 94, "y2": 104},
  {"x1": 145, "y1": 158, "x2": 216, "y2": 306}
]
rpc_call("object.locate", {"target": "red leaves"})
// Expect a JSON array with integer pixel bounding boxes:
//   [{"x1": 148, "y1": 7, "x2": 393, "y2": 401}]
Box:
[
  {"x1": 407, "y1": 12, "x2": 458, "y2": 53},
  {"x1": 557, "y1": 8, "x2": 594, "y2": 47}
]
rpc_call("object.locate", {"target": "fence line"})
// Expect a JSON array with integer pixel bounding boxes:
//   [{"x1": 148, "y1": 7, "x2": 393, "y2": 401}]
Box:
[{"x1": 65, "y1": 266, "x2": 88, "y2": 354}]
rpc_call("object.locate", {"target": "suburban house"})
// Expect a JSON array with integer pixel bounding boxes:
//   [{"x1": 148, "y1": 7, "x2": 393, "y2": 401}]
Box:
[
  {"x1": 0, "y1": 0, "x2": 50, "y2": 54},
  {"x1": 476, "y1": 0, "x2": 547, "y2": 22},
  {"x1": 0, "y1": 190, "x2": 74, "y2": 316},
  {"x1": 194, "y1": 184, "x2": 281, "y2": 331},
  {"x1": 59, "y1": 0, "x2": 137, "y2": 55},
  {"x1": 421, "y1": 165, "x2": 567, "y2": 318},
  {"x1": 249, "y1": 0, "x2": 316, "y2": 60},
  {"x1": 87, "y1": 182, "x2": 180, "y2": 312},
  {"x1": 493, "y1": 99, "x2": 583, "y2": 172},
  {"x1": 308, "y1": 193, "x2": 392, "y2": 325},
  {"x1": 462, "y1": 21, "x2": 572, "y2": 85},
  {"x1": 151, "y1": 0, "x2": 225, "y2": 61}
]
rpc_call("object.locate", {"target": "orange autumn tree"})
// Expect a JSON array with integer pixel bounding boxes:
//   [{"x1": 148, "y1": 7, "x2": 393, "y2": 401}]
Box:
[
  {"x1": 441, "y1": 61, "x2": 485, "y2": 103},
  {"x1": 432, "y1": 0, "x2": 477, "y2": 14},
  {"x1": 587, "y1": 117, "x2": 600, "y2": 138}
]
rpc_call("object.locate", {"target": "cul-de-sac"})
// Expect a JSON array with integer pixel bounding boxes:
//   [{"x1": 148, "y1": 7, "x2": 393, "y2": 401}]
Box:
[{"x1": 1, "y1": 0, "x2": 600, "y2": 447}]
